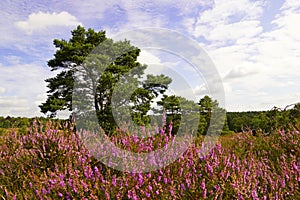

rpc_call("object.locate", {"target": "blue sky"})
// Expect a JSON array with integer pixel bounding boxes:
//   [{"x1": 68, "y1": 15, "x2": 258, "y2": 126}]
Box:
[{"x1": 0, "y1": 0, "x2": 300, "y2": 117}]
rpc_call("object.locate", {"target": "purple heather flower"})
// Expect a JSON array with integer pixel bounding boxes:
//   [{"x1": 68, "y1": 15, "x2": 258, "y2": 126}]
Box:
[
  {"x1": 237, "y1": 193, "x2": 243, "y2": 200},
  {"x1": 157, "y1": 176, "x2": 162, "y2": 182},
  {"x1": 141, "y1": 125, "x2": 146, "y2": 134},
  {"x1": 206, "y1": 163, "x2": 213, "y2": 174},
  {"x1": 181, "y1": 183, "x2": 186, "y2": 191},
  {"x1": 169, "y1": 121, "x2": 173, "y2": 134},
  {"x1": 186, "y1": 179, "x2": 191, "y2": 188},
  {"x1": 200, "y1": 180, "x2": 205, "y2": 190},
  {"x1": 49, "y1": 179, "x2": 56, "y2": 185},
  {"x1": 58, "y1": 192, "x2": 63, "y2": 198},
  {"x1": 281, "y1": 179, "x2": 286, "y2": 188},
  {"x1": 275, "y1": 192, "x2": 279, "y2": 199},
  {"x1": 59, "y1": 180, "x2": 65, "y2": 187},
  {"x1": 84, "y1": 171, "x2": 89, "y2": 179},
  {"x1": 179, "y1": 167, "x2": 183, "y2": 176},
  {"x1": 293, "y1": 163, "x2": 298, "y2": 171},
  {"x1": 145, "y1": 192, "x2": 150, "y2": 198},
  {"x1": 162, "y1": 109, "x2": 166, "y2": 127},
  {"x1": 202, "y1": 189, "x2": 207, "y2": 198},
  {"x1": 170, "y1": 188, "x2": 175, "y2": 196},
  {"x1": 225, "y1": 171, "x2": 231, "y2": 180},
  {"x1": 41, "y1": 187, "x2": 47, "y2": 195},
  {"x1": 165, "y1": 136, "x2": 169, "y2": 143},
  {"x1": 67, "y1": 178, "x2": 73, "y2": 186},
  {"x1": 214, "y1": 185, "x2": 220, "y2": 192},
  {"x1": 147, "y1": 173, "x2": 151, "y2": 178},
  {"x1": 138, "y1": 173, "x2": 144, "y2": 185},
  {"x1": 132, "y1": 194, "x2": 138, "y2": 200},
  {"x1": 149, "y1": 155, "x2": 156, "y2": 166},
  {"x1": 59, "y1": 173, "x2": 64, "y2": 180},
  {"x1": 94, "y1": 166, "x2": 99, "y2": 175},
  {"x1": 81, "y1": 180, "x2": 88, "y2": 191},
  {"x1": 112, "y1": 175, "x2": 117, "y2": 187},
  {"x1": 105, "y1": 192, "x2": 110, "y2": 200},
  {"x1": 252, "y1": 192, "x2": 259, "y2": 200},
  {"x1": 285, "y1": 174, "x2": 290, "y2": 181},
  {"x1": 164, "y1": 177, "x2": 168, "y2": 184},
  {"x1": 127, "y1": 191, "x2": 132, "y2": 199}
]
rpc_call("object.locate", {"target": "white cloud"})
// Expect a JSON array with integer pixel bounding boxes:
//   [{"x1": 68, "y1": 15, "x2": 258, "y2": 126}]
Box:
[
  {"x1": 137, "y1": 50, "x2": 162, "y2": 64},
  {"x1": 0, "y1": 87, "x2": 5, "y2": 94},
  {"x1": 185, "y1": 0, "x2": 300, "y2": 111},
  {"x1": 15, "y1": 11, "x2": 82, "y2": 34},
  {"x1": 223, "y1": 66, "x2": 257, "y2": 81},
  {"x1": 103, "y1": 0, "x2": 214, "y2": 35},
  {"x1": 253, "y1": 1, "x2": 300, "y2": 77},
  {"x1": 120, "y1": 0, "x2": 212, "y2": 15},
  {"x1": 191, "y1": 0, "x2": 264, "y2": 38},
  {"x1": 184, "y1": 0, "x2": 266, "y2": 76},
  {"x1": 0, "y1": 96, "x2": 31, "y2": 117},
  {"x1": 280, "y1": 0, "x2": 300, "y2": 10},
  {"x1": 0, "y1": 96, "x2": 28, "y2": 108},
  {"x1": 3, "y1": 56, "x2": 21, "y2": 65},
  {"x1": 193, "y1": 84, "x2": 208, "y2": 95},
  {"x1": 0, "y1": 62, "x2": 56, "y2": 117},
  {"x1": 1, "y1": 0, "x2": 300, "y2": 114},
  {"x1": 203, "y1": 20, "x2": 263, "y2": 45}
]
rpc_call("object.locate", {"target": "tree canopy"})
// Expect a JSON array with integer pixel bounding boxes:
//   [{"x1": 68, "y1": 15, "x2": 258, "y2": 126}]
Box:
[
  {"x1": 40, "y1": 26, "x2": 172, "y2": 133},
  {"x1": 40, "y1": 26, "x2": 232, "y2": 136}
]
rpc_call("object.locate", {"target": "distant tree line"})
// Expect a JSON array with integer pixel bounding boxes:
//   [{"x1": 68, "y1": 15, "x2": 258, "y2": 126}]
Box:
[
  {"x1": 0, "y1": 116, "x2": 30, "y2": 129},
  {"x1": 227, "y1": 103, "x2": 300, "y2": 133},
  {"x1": 1, "y1": 102, "x2": 299, "y2": 135},
  {"x1": 0, "y1": 117, "x2": 68, "y2": 135}
]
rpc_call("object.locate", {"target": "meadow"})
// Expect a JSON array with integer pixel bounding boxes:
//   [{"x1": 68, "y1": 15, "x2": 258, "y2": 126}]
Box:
[{"x1": 0, "y1": 119, "x2": 299, "y2": 199}]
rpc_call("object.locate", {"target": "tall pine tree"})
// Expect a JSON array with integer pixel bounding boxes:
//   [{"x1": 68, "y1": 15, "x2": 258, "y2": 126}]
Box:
[{"x1": 40, "y1": 26, "x2": 171, "y2": 133}]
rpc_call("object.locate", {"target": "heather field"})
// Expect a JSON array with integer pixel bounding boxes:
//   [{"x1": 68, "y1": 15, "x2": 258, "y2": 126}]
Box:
[{"x1": 0, "y1": 120, "x2": 299, "y2": 199}]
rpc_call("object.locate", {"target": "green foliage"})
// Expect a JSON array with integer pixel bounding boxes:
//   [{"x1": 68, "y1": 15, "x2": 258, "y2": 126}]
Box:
[
  {"x1": 40, "y1": 26, "x2": 172, "y2": 134},
  {"x1": 226, "y1": 103, "x2": 300, "y2": 133},
  {"x1": 156, "y1": 95, "x2": 183, "y2": 134},
  {"x1": 198, "y1": 95, "x2": 227, "y2": 136},
  {"x1": 0, "y1": 116, "x2": 70, "y2": 137},
  {"x1": 154, "y1": 95, "x2": 227, "y2": 136},
  {"x1": 40, "y1": 27, "x2": 107, "y2": 117}
]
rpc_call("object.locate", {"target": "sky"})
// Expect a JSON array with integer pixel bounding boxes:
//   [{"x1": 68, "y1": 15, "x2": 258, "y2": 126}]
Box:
[{"x1": 0, "y1": 0, "x2": 300, "y2": 117}]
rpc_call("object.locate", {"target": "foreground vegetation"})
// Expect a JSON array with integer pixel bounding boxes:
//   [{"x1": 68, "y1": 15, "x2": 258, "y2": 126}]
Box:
[
  {"x1": 2, "y1": 26, "x2": 299, "y2": 199},
  {"x1": 1, "y1": 119, "x2": 299, "y2": 199}
]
